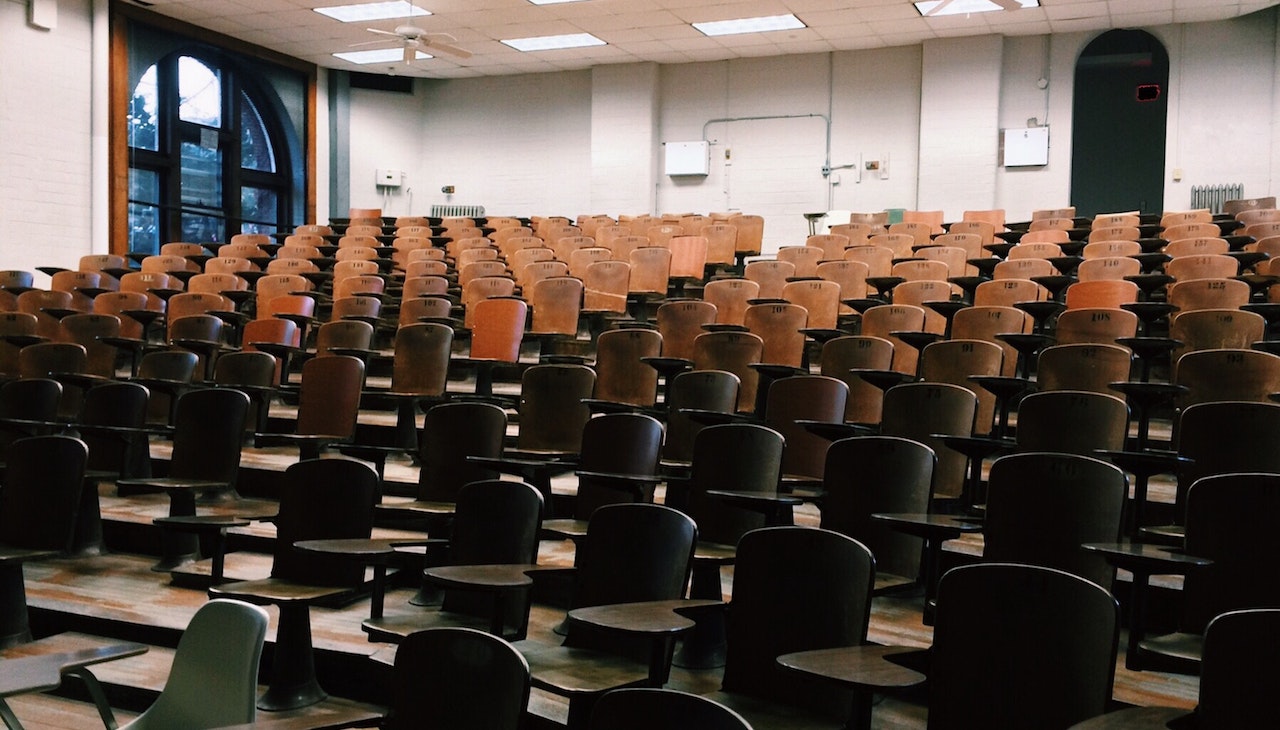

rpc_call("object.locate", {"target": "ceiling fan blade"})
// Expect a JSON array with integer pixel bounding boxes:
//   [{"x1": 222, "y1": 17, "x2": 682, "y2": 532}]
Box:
[
  {"x1": 924, "y1": 0, "x2": 957, "y2": 16},
  {"x1": 424, "y1": 39, "x2": 472, "y2": 59},
  {"x1": 349, "y1": 38, "x2": 394, "y2": 48},
  {"x1": 366, "y1": 27, "x2": 402, "y2": 38}
]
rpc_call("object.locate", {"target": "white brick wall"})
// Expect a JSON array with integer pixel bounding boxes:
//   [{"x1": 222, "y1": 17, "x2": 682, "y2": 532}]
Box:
[
  {"x1": 590, "y1": 63, "x2": 659, "y2": 215},
  {"x1": 0, "y1": 0, "x2": 94, "y2": 280},
  {"x1": 918, "y1": 36, "x2": 1003, "y2": 220}
]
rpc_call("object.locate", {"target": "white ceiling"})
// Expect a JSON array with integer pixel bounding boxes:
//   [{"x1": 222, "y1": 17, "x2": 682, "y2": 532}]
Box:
[{"x1": 131, "y1": 0, "x2": 1278, "y2": 79}]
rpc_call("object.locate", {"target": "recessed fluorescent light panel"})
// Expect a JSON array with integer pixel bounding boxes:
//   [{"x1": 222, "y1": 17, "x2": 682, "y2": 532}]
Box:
[
  {"x1": 333, "y1": 48, "x2": 430, "y2": 64},
  {"x1": 315, "y1": 2, "x2": 431, "y2": 23},
  {"x1": 914, "y1": 0, "x2": 1039, "y2": 17},
  {"x1": 501, "y1": 33, "x2": 606, "y2": 52},
  {"x1": 692, "y1": 13, "x2": 806, "y2": 37}
]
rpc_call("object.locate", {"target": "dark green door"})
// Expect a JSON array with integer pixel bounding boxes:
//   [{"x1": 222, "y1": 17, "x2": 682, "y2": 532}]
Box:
[{"x1": 1070, "y1": 30, "x2": 1169, "y2": 217}]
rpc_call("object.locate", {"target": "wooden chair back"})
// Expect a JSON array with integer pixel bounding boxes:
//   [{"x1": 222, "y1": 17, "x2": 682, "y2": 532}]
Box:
[
  {"x1": 573, "y1": 413, "x2": 665, "y2": 518},
  {"x1": 720, "y1": 527, "x2": 874, "y2": 715},
  {"x1": 390, "y1": 323, "x2": 452, "y2": 395},
  {"x1": 681, "y1": 424, "x2": 782, "y2": 546},
  {"x1": 594, "y1": 328, "x2": 662, "y2": 407},
  {"x1": 0, "y1": 435, "x2": 88, "y2": 553},
  {"x1": 416, "y1": 402, "x2": 508, "y2": 503},
  {"x1": 1036, "y1": 343, "x2": 1132, "y2": 394},
  {"x1": 388, "y1": 628, "x2": 530, "y2": 730},
  {"x1": 1053, "y1": 307, "x2": 1138, "y2": 347},
  {"x1": 662, "y1": 369, "x2": 740, "y2": 463},
  {"x1": 1015, "y1": 390, "x2": 1129, "y2": 457},
  {"x1": 294, "y1": 355, "x2": 364, "y2": 439},
  {"x1": 819, "y1": 435, "x2": 935, "y2": 585},
  {"x1": 692, "y1": 331, "x2": 764, "y2": 412},
  {"x1": 919, "y1": 339, "x2": 1003, "y2": 435},
  {"x1": 775, "y1": 245, "x2": 822, "y2": 278},
  {"x1": 880, "y1": 382, "x2": 977, "y2": 500},
  {"x1": 516, "y1": 364, "x2": 595, "y2": 453},
  {"x1": 743, "y1": 302, "x2": 807, "y2": 368},
  {"x1": 744, "y1": 260, "x2": 795, "y2": 300},
  {"x1": 819, "y1": 335, "x2": 894, "y2": 424},
  {"x1": 1175, "y1": 348, "x2": 1280, "y2": 408},
  {"x1": 765, "y1": 375, "x2": 848, "y2": 480},
  {"x1": 270, "y1": 458, "x2": 377, "y2": 587},
  {"x1": 702, "y1": 278, "x2": 759, "y2": 326},
  {"x1": 929, "y1": 563, "x2": 1118, "y2": 729},
  {"x1": 950, "y1": 305, "x2": 1031, "y2": 378},
  {"x1": 860, "y1": 304, "x2": 927, "y2": 375}
]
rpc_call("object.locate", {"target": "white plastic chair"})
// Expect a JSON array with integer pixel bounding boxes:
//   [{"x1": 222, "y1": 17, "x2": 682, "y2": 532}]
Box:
[{"x1": 118, "y1": 599, "x2": 269, "y2": 729}]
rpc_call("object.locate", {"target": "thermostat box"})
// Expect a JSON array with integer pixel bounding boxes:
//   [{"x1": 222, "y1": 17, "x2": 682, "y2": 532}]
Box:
[{"x1": 664, "y1": 141, "x2": 710, "y2": 176}]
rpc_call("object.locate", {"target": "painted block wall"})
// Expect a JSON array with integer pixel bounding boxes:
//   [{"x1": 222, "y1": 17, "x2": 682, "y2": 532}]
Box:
[
  {"x1": 995, "y1": 33, "x2": 1080, "y2": 221},
  {"x1": 828, "y1": 45, "x2": 924, "y2": 219},
  {"x1": 918, "y1": 35, "x2": 1003, "y2": 220},
  {"x1": 347, "y1": 84, "x2": 427, "y2": 218},
  {"x1": 590, "y1": 63, "x2": 659, "y2": 216},
  {"x1": 1153, "y1": 18, "x2": 1277, "y2": 211},
  {"x1": 0, "y1": 0, "x2": 94, "y2": 278},
  {"x1": 416, "y1": 72, "x2": 593, "y2": 217}
]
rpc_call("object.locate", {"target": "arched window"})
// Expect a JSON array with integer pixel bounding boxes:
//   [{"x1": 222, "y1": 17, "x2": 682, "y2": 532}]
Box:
[{"x1": 126, "y1": 51, "x2": 294, "y2": 253}]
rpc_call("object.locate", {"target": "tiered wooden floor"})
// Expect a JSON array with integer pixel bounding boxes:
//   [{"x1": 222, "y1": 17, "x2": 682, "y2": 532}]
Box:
[{"x1": 9, "y1": 382, "x2": 1196, "y2": 729}]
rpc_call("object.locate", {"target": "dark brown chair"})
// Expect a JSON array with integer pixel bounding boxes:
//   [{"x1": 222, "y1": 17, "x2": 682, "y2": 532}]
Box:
[
  {"x1": 0, "y1": 378, "x2": 62, "y2": 451},
  {"x1": 17, "y1": 342, "x2": 87, "y2": 418},
  {"x1": 880, "y1": 382, "x2": 978, "y2": 503},
  {"x1": 364, "y1": 479, "x2": 543, "y2": 643},
  {"x1": 660, "y1": 369, "x2": 740, "y2": 465},
  {"x1": 701, "y1": 527, "x2": 875, "y2": 729},
  {"x1": 254, "y1": 355, "x2": 364, "y2": 461},
  {"x1": 819, "y1": 436, "x2": 936, "y2": 594},
  {"x1": 347, "y1": 322, "x2": 453, "y2": 462},
  {"x1": 1014, "y1": 390, "x2": 1130, "y2": 458},
  {"x1": 780, "y1": 563, "x2": 1118, "y2": 730},
  {"x1": 541, "y1": 412, "x2": 665, "y2": 535},
  {"x1": 984, "y1": 452, "x2": 1126, "y2": 591},
  {"x1": 691, "y1": 331, "x2": 764, "y2": 413},
  {"x1": 587, "y1": 328, "x2": 662, "y2": 410},
  {"x1": 209, "y1": 457, "x2": 378, "y2": 710},
  {"x1": 819, "y1": 335, "x2": 895, "y2": 425},
  {"x1": 0, "y1": 435, "x2": 88, "y2": 647},
  {"x1": 116, "y1": 387, "x2": 252, "y2": 570},
  {"x1": 1068, "y1": 608, "x2": 1280, "y2": 730},
  {"x1": 764, "y1": 375, "x2": 848, "y2": 482},
  {"x1": 1130, "y1": 473, "x2": 1280, "y2": 675},
  {"x1": 57, "y1": 313, "x2": 121, "y2": 379},
  {"x1": 375, "y1": 401, "x2": 508, "y2": 521},
  {"x1": 212, "y1": 351, "x2": 278, "y2": 434},
  {"x1": 385, "y1": 627, "x2": 531, "y2": 730},
  {"x1": 1036, "y1": 343, "x2": 1133, "y2": 394},
  {"x1": 516, "y1": 503, "x2": 697, "y2": 728}
]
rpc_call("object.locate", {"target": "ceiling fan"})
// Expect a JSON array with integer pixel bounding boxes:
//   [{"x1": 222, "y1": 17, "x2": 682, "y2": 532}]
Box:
[
  {"x1": 349, "y1": 0, "x2": 471, "y2": 65},
  {"x1": 358, "y1": 25, "x2": 472, "y2": 63}
]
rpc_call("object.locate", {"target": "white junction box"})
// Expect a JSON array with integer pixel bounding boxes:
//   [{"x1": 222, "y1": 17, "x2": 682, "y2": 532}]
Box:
[
  {"x1": 375, "y1": 168, "x2": 404, "y2": 188},
  {"x1": 664, "y1": 141, "x2": 710, "y2": 176}
]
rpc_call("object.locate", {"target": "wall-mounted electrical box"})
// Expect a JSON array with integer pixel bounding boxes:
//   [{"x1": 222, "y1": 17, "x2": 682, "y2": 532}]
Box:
[
  {"x1": 1002, "y1": 127, "x2": 1050, "y2": 167},
  {"x1": 375, "y1": 168, "x2": 404, "y2": 188},
  {"x1": 664, "y1": 141, "x2": 710, "y2": 176}
]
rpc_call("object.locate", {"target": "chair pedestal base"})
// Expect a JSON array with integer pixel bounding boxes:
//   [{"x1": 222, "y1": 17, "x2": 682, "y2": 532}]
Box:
[
  {"x1": 673, "y1": 563, "x2": 726, "y2": 669},
  {"x1": 0, "y1": 564, "x2": 32, "y2": 649},
  {"x1": 258, "y1": 602, "x2": 327, "y2": 712}
]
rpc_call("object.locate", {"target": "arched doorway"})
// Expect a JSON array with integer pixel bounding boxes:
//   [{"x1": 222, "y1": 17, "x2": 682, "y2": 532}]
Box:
[{"x1": 1070, "y1": 29, "x2": 1169, "y2": 217}]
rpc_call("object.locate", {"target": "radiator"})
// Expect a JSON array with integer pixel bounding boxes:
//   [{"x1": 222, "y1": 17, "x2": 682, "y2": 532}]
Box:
[
  {"x1": 430, "y1": 204, "x2": 486, "y2": 218},
  {"x1": 1189, "y1": 184, "x2": 1244, "y2": 214}
]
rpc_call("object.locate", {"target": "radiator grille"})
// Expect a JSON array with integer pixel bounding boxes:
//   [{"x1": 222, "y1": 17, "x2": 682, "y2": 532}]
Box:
[
  {"x1": 1189, "y1": 184, "x2": 1244, "y2": 214},
  {"x1": 430, "y1": 204, "x2": 486, "y2": 218}
]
